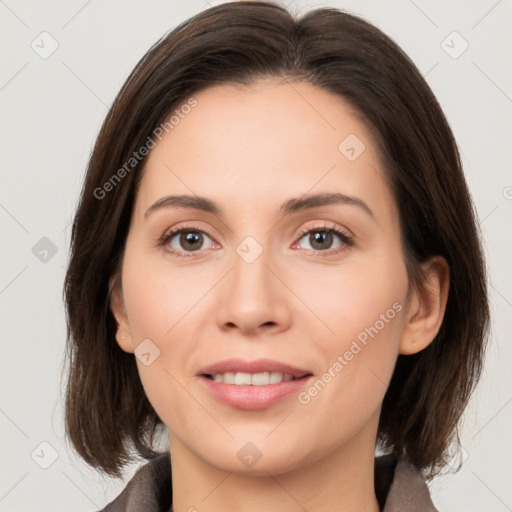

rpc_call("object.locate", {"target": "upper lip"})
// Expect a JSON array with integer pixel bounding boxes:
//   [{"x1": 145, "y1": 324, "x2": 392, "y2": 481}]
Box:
[{"x1": 199, "y1": 358, "x2": 312, "y2": 378}]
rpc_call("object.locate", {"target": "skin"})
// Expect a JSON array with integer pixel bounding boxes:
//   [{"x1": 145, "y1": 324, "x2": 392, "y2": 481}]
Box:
[{"x1": 111, "y1": 77, "x2": 449, "y2": 512}]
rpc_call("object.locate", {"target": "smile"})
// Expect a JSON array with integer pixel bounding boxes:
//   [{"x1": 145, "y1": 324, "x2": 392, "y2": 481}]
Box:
[{"x1": 205, "y1": 372, "x2": 302, "y2": 385}]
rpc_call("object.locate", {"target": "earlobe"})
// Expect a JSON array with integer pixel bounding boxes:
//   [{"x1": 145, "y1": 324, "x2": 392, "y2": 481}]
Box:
[
  {"x1": 109, "y1": 274, "x2": 135, "y2": 354},
  {"x1": 115, "y1": 329, "x2": 134, "y2": 353},
  {"x1": 399, "y1": 256, "x2": 450, "y2": 355},
  {"x1": 112, "y1": 313, "x2": 135, "y2": 354}
]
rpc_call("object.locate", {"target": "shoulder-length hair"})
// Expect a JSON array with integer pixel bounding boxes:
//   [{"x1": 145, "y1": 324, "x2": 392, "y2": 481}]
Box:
[{"x1": 63, "y1": 0, "x2": 489, "y2": 478}]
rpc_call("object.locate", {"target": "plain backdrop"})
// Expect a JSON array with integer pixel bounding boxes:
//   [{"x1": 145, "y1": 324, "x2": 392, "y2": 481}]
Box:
[{"x1": 1, "y1": 1, "x2": 511, "y2": 511}]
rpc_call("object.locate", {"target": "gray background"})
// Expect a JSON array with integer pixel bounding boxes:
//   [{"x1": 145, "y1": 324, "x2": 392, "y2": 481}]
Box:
[{"x1": 1, "y1": 0, "x2": 511, "y2": 510}]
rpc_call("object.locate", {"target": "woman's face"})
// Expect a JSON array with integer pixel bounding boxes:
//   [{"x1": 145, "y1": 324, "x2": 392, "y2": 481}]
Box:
[{"x1": 113, "y1": 78, "x2": 414, "y2": 474}]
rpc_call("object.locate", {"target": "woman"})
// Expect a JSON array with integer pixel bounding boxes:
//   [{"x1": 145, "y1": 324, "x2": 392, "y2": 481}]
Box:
[{"x1": 63, "y1": 2, "x2": 489, "y2": 511}]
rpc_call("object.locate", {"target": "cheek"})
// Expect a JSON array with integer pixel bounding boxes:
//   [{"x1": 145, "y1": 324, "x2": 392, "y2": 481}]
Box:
[
  {"x1": 121, "y1": 248, "x2": 209, "y2": 341},
  {"x1": 120, "y1": 248, "x2": 220, "y2": 391},
  {"x1": 120, "y1": 255, "x2": 209, "y2": 430},
  {"x1": 293, "y1": 251, "x2": 408, "y2": 348},
  {"x1": 293, "y1": 255, "x2": 408, "y2": 430}
]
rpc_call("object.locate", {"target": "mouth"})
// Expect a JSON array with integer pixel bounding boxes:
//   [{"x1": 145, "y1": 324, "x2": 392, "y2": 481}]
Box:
[
  {"x1": 203, "y1": 371, "x2": 308, "y2": 385},
  {"x1": 198, "y1": 359, "x2": 313, "y2": 410}
]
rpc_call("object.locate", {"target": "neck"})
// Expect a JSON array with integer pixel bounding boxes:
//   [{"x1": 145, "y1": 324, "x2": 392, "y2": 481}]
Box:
[{"x1": 168, "y1": 425, "x2": 380, "y2": 512}]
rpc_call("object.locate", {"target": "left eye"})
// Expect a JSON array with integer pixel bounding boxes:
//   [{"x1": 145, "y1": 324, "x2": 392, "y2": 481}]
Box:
[{"x1": 294, "y1": 228, "x2": 350, "y2": 252}]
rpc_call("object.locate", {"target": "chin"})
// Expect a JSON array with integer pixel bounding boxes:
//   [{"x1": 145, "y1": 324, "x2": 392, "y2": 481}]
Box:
[{"x1": 190, "y1": 434, "x2": 316, "y2": 476}]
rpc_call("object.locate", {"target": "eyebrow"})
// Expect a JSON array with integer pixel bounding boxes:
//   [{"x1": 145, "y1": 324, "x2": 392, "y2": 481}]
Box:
[{"x1": 144, "y1": 192, "x2": 374, "y2": 219}]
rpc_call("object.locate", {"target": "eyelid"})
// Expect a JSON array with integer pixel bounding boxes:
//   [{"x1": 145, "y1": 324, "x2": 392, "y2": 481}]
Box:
[
  {"x1": 160, "y1": 222, "x2": 216, "y2": 243},
  {"x1": 295, "y1": 221, "x2": 353, "y2": 241}
]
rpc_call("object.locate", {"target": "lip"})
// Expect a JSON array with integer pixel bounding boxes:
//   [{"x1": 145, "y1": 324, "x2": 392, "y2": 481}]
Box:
[
  {"x1": 198, "y1": 358, "x2": 313, "y2": 410},
  {"x1": 199, "y1": 358, "x2": 312, "y2": 377}
]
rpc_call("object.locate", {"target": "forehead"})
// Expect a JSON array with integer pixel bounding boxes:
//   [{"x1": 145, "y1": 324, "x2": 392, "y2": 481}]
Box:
[{"x1": 136, "y1": 78, "x2": 397, "y2": 226}]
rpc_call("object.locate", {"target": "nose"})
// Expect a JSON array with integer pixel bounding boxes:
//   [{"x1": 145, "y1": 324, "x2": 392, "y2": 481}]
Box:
[{"x1": 215, "y1": 242, "x2": 292, "y2": 337}]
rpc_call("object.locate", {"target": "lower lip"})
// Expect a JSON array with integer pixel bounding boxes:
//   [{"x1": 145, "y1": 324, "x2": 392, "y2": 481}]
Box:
[{"x1": 199, "y1": 375, "x2": 312, "y2": 410}]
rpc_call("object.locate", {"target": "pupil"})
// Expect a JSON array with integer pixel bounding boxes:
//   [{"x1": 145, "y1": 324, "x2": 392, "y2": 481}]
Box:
[
  {"x1": 181, "y1": 231, "x2": 202, "y2": 250},
  {"x1": 311, "y1": 231, "x2": 332, "y2": 250}
]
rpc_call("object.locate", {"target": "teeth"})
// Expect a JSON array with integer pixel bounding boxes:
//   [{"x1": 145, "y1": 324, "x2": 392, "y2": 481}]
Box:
[
  {"x1": 269, "y1": 372, "x2": 282, "y2": 384},
  {"x1": 234, "y1": 372, "x2": 252, "y2": 385},
  {"x1": 211, "y1": 372, "x2": 298, "y2": 385},
  {"x1": 251, "y1": 372, "x2": 270, "y2": 385}
]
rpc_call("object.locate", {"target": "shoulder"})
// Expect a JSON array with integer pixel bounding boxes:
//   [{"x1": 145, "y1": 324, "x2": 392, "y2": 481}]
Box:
[
  {"x1": 98, "y1": 453, "x2": 172, "y2": 512},
  {"x1": 376, "y1": 454, "x2": 440, "y2": 512}
]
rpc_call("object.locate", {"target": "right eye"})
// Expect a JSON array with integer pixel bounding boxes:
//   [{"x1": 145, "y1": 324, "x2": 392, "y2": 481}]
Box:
[{"x1": 160, "y1": 226, "x2": 220, "y2": 257}]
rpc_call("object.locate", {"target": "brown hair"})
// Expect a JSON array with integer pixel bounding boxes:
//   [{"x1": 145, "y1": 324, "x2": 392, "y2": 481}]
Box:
[{"x1": 63, "y1": 1, "x2": 489, "y2": 479}]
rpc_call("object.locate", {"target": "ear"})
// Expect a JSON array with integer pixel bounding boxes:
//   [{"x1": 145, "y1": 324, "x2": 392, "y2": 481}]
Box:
[
  {"x1": 399, "y1": 256, "x2": 450, "y2": 355},
  {"x1": 109, "y1": 273, "x2": 135, "y2": 354}
]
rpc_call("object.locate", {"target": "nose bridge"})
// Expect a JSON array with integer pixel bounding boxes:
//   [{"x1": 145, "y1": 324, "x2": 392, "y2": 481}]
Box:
[
  {"x1": 230, "y1": 232, "x2": 276, "y2": 302},
  {"x1": 215, "y1": 230, "x2": 291, "y2": 334}
]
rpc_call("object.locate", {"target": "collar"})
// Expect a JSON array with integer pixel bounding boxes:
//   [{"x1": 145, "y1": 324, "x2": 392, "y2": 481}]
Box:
[{"x1": 101, "y1": 452, "x2": 438, "y2": 512}]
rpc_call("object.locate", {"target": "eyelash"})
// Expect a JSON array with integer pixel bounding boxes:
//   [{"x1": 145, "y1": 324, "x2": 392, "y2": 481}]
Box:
[{"x1": 159, "y1": 223, "x2": 354, "y2": 258}]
